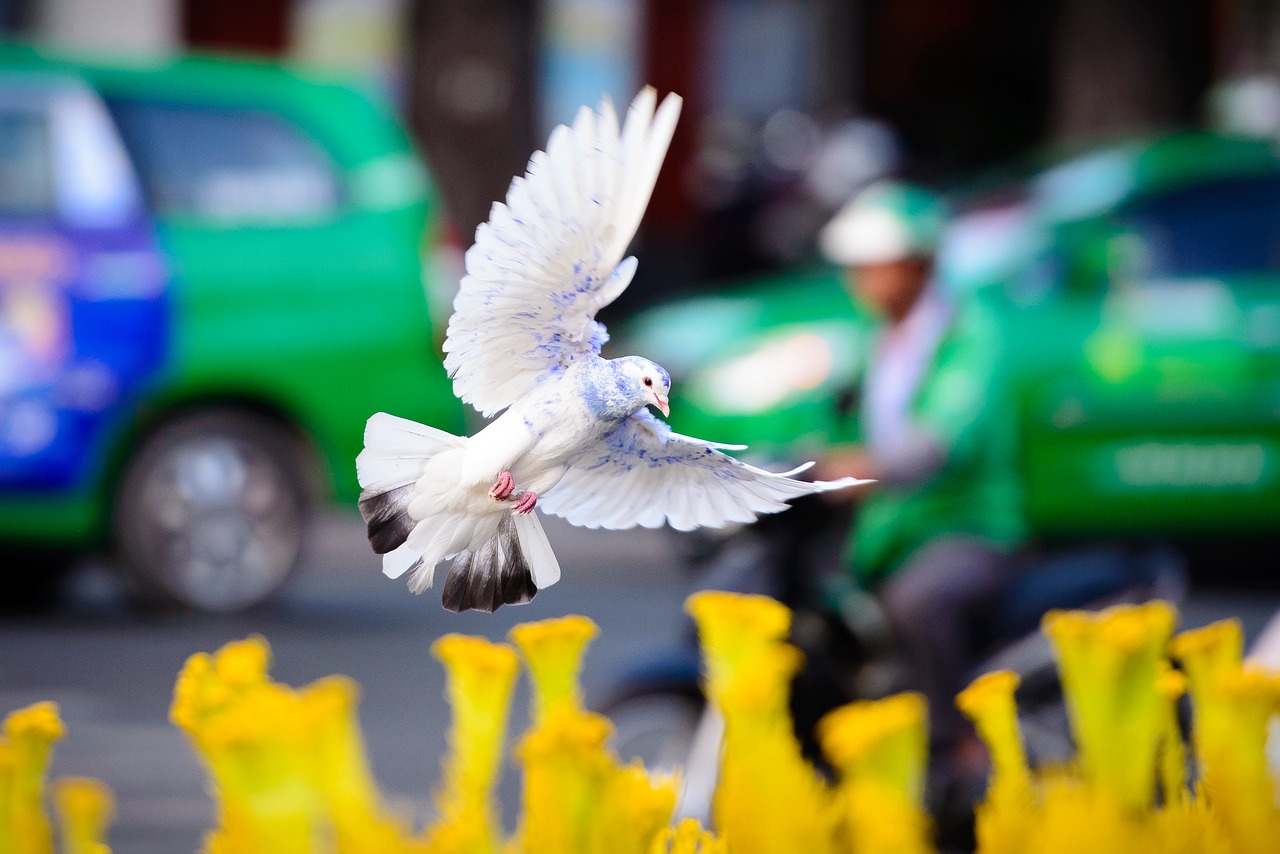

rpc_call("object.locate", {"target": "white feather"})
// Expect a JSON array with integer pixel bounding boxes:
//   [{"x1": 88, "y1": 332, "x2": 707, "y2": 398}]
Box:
[
  {"x1": 514, "y1": 513, "x2": 562, "y2": 588},
  {"x1": 540, "y1": 411, "x2": 866, "y2": 532},
  {"x1": 443, "y1": 88, "x2": 684, "y2": 417}
]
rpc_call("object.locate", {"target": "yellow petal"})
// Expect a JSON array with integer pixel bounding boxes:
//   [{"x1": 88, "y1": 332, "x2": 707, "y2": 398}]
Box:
[
  {"x1": 956, "y1": 670, "x2": 1032, "y2": 813},
  {"x1": 3, "y1": 701, "x2": 66, "y2": 854},
  {"x1": 300, "y1": 675, "x2": 412, "y2": 853},
  {"x1": 590, "y1": 762, "x2": 678, "y2": 854},
  {"x1": 687, "y1": 593, "x2": 837, "y2": 854},
  {"x1": 651, "y1": 818, "x2": 725, "y2": 854},
  {"x1": 509, "y1": 616, "x2": 598, "y2": 723},
  {"x1": 52, "y1": 777, "x2": 114, "y2": 854},
  {"x1": 515, "y1": 709, "x2": 614, "y2": 854},
  {"x1": 212, "y1": 635, "x2": 272, "y2": 690},
  {"x1": 819, "y1": 692, "x2": 928, "y2": 805},
  {"x1": 1196, "y1": 666, "x2": 1280, "y2": 853},
  {"x1": 1042, "y1": 601, "x2": 1175, "y2": 809},
  {"x1": 422, "y1": 634, "x2": 520, "y2": 854}
]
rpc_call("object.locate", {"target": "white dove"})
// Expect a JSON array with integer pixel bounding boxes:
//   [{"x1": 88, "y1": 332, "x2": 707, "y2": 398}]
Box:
[{"x1": 356, "y1": 87, "x2": 866, "y2": 612}]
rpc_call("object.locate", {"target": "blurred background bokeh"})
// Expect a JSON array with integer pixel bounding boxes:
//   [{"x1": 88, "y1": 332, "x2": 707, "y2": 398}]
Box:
[{"x1": 1, "y1": 1, "x2": 1279, "y2": 851}]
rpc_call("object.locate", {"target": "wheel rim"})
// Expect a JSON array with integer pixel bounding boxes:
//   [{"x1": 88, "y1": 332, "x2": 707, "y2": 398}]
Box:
[
  {"x1": 607, "y1": 694, "x2": 701, "y2": 775},
  {"x1": 134, "y1": 433, "x2": 302, "y2": 612}
]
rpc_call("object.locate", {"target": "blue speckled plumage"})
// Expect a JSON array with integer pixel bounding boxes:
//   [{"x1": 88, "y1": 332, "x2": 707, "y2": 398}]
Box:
[{"x1": 577, "y1": 356, "x2": 667, "y2": 422}]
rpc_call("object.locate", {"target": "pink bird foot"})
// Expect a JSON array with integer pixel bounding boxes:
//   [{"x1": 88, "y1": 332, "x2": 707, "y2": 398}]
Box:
[
  {"x1": 490, "y1": 470, "x2": 515, "y2": 501},
  {"x1": 512, "y1": 491, "x2": 538, "y2": 515}
]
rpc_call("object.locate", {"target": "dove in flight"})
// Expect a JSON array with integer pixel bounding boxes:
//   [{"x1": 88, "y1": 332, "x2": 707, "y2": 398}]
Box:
[{"x1": 356, "y1": 87, "x2": 866, "y2": 613}]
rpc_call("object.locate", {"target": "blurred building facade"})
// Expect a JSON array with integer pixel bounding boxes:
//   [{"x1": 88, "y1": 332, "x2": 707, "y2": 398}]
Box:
[{"x1": 3, "y1": 0, "x2": 1280, "y2": 293}]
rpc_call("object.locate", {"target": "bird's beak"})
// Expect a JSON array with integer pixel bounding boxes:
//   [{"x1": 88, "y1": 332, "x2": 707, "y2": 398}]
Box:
[{"x1": 654, "y1": 395, "x2": 669, "y2": 417}]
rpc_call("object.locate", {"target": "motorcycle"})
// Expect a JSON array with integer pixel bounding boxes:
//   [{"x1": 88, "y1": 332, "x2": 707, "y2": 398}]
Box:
[{"x1": 599, "y1": 492, "x2": 1188, "y2": 838}]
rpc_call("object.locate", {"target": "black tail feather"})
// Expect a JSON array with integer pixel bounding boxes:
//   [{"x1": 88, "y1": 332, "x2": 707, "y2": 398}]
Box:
[
  {"x1": 359, "y1": 485, "x2": 416, "y2": 555},
  {"x1": 442, "y1": 515, "x2": 537, "y2": 613}
]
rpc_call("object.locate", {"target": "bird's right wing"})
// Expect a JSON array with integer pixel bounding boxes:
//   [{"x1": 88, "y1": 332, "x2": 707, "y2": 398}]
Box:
[
  {"x1": 443, "y1": 88, "x2": 682, "y2": 417},
  {"x1": 539, "y1": 410, "x2": 867, "y2": 531}
]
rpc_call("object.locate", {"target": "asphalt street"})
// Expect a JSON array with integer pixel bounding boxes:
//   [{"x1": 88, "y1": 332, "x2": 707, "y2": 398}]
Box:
[
  {"x1": 0, "y1": 513, "x2": 689, "y2": 853},
  {"x1": 1, "y1": 513, "x2": 1276, "y2": 853}
]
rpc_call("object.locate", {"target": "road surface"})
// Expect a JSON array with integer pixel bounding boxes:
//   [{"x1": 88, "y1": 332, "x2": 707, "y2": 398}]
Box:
[{"x1": 1, "y1": 513, "x2": 1275, "y2": 852}]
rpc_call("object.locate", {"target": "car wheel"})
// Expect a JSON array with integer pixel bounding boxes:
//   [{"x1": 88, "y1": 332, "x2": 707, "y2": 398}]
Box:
[
  {"x1": 113, "y1": 409, "x2": 311, "y2": 613},
  {"x1": 604, "y1": 690, "x2": 703, "y2": 775},
  {"x1": 0, "y1": 546, "x2": 75, "y2": 615}
]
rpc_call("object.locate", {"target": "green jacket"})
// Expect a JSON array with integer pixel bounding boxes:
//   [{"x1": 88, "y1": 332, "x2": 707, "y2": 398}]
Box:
[{"x1": 849, "y1": 295, "x2": 1027, "y2": 585}]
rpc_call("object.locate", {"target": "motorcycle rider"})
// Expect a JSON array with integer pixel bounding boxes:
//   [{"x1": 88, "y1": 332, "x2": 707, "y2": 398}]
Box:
[{"x1": 814, "y1": 181, "x2": 1028, "y2": 772}]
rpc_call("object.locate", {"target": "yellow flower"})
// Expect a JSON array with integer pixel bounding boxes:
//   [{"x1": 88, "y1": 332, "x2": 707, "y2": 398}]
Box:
[
  {"x1": 1150, "y1": 796, "x2": 1230, "y2": 854},
  {"x1": 650, "y1": 818, "x2": 725, "y2": 853},
  {"x1": 52, "y1": 777, "x2": 114, "y2": 854},
  {"x1": 199, "y1": 683, "x2": 322, "y2": 854},
  {"x1": 1, "y1": 701, "x2": 66, "y2": 854},
  {"x1": 589, "y1": 762, "x2": 679, "y2": 854},
  {"x1": 687, "y1": 592, "x2": 837, "y2": 854},
  {"x1": 212, "y1": 635, "x2": 272, "y2": 690},
  {"x1": 510, "y1": 613, "x2": 679, "y2": 854},
  {"x1": 956, "y1": 671, "x2": 1030, "y2": 807},
  {"x1": 509, "y1": 616, "x2": 598, "y2": 723},
  {"x1": 1041, "y1": 601, "x2": 1175, "y2": 809},
  {"x1": 300, "y1": 676, "x2": 412, "y2": 854},
  {"x1": 422, "y1": 634, "x2": 520, "y2": 854},
  {"x1": 819, "y1": 694, "x2": 932, "y2": 854},
  {"x1": 172, "y1": 639, "x2": 324, "y2": 854},
  {"x1": 1168, "y1": 619, "x2": 1280, "y2": 852},
  {"x1": 955, "y1": 671, "x2": 1036, "y2": 854},
  {"x1": 820, "y1": 692, "x2": 928, "y2": 802},
  {"x1": 685, "y1": 592, "x2": 789, "y2": 702},
  {"x1": 1029, "y1": 773, "x2": 1140, "y2": 854},
  {"x1": 514, "y1": 708, "x2": 615, "y2": 854},
  {"x1": 170, "y1": 651, "x2": 219, "y2": 735},
  {"x1": 1200, "y1": 666, "x2": 1280, "y2": 854}
]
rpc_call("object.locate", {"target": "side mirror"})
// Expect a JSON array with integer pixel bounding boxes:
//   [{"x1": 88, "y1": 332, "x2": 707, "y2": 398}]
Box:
[{"x1": 1057, "y1": 219, "x2": 1150, "y2": 294}]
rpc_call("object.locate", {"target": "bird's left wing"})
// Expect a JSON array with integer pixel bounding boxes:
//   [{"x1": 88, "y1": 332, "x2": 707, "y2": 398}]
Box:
[
  {"x1": 444, "y1": 88, "x2": 683, "y2": 417},
  {"x1": 540, "y1": 411, "x2": 867, "y2": 531}
]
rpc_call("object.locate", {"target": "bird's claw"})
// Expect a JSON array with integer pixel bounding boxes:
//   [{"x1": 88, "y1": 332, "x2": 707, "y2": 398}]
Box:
[
  {"x1": 490, "y1": 470, "x2": 515, "y2": 501},
  {"x1": 512, "y1": 491, "x2": 538, "y2": 515}
]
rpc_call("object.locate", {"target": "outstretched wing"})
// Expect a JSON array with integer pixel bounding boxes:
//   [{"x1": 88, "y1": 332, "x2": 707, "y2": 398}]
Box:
[
  {"x1": 540, "y1": 411, "x2": 867, "y2": 531},
  {"x1": 443, "y1": 88, "x2": 683, "y2": 417}
]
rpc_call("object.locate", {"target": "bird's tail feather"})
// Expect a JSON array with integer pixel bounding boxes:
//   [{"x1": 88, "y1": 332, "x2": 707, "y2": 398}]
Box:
[
  {"x1": 358, "y1": 411, "x2": 562, "y2": 612},
  {"x1": 513, "y1": 511, "x2": 561, "y2": 588},
  {"x1": 357, "y1": 412, "x2": 465, "y2": 561},
  {"x1": 442, "y1": 513, "x2": 539, "y2": 613}
]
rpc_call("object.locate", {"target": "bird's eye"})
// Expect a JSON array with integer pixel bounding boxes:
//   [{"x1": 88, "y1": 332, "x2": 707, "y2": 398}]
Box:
[{"x1": 643, "y1": 377, "x2": 653, "y2": 387}]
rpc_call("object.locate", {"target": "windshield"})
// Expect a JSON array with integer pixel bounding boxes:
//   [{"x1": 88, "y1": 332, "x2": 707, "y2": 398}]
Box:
[
  {"x1": 0, "y1": 107, "x2": 53, "y2": 216},
  {"x1": 936, "y1": 201, "x2": 1038, "y2": 291}
]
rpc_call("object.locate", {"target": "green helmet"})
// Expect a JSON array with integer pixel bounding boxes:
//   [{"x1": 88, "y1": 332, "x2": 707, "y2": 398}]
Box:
[{"x1": 819, "y1": 180, "x2": 947, "y2": 266}]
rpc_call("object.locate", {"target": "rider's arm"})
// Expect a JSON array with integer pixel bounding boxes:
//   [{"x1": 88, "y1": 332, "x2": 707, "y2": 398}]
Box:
[{"x1": 897, "y1": 300, "x2": 1006, "y2": 484}]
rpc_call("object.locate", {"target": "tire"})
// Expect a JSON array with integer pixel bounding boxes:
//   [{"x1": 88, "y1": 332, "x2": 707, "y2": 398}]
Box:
[
  {"x1": 0, "y1": 546, "x2": 75, "y2": 615},
  {"x1": 113, "y1": 409, "x2": 312, "y2": 613},
  {"x1": 604, "y1": 689, "x2": 704, "y2": 775}
]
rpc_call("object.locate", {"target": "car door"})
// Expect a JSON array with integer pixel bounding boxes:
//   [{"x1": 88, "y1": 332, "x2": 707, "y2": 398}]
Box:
[
  {"x1": 0, "y1": 77, "x2": 167, "y2": 502},
  {"x1": 1023, "y1": 174, "x2": 1280, "y2": 536},
  {"x1": 100, "y1": 82, "x2": 454, "y2": 503}
]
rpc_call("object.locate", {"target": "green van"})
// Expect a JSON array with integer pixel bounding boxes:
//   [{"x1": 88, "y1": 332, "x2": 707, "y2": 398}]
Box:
[{"x1": 0, "y1": 45, "x2": 463, "y2": 611}]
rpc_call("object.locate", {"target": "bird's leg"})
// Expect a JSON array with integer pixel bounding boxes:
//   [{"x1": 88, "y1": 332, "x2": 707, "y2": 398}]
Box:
[
  {"x1": 490, "y1": 470, "x2": 516, "y2": 501},
  {"x1": 512, "y1": 491, "x2": 538, "y2": 515}
]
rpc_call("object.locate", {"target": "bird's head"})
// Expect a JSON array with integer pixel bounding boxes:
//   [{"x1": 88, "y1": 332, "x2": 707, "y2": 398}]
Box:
[{"x1": 612, "y1": 356, "x2": 671, "y2": 418}]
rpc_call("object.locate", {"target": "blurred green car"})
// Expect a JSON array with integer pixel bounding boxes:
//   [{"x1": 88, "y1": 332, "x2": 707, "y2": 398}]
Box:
[
  {"x1": 0, "y1": 45, "x2": 463, "y2": 610},
  {"x1": 625, "y1": 132, "x2": 1280, "y2": 542}
]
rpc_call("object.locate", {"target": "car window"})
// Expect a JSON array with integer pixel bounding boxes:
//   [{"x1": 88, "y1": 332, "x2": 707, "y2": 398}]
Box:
[
  {"x1": 0, "y1": 107, "x2": 54, "y2": 215},
  {"x1": 1119, "y1": 176, "x2": 1280, "y2": 278},
  {"x1": 106, "y1": 99, "x2": 341, "y2": 223}
]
